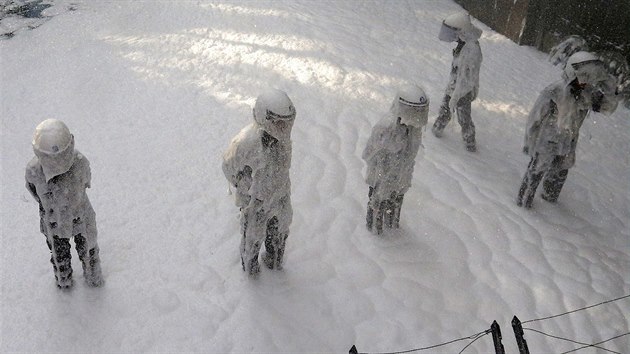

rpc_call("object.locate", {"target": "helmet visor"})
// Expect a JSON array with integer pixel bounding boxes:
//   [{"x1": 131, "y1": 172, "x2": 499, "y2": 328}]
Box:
[
  {"x1": 439, "y1": 22, "x2": 458, "y2": 42},
  {"x1": 572, "y1": 60, "x2": 608, "y2": 85},
  {"x1": 398, "y1": 99, "x2": 429, "y2": 127},
  {"x1": 265, "y1": 105, "x2": 296, "y2": 121}
]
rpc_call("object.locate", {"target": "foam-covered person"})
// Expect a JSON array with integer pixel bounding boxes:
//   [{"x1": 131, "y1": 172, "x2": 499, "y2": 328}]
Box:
[
  {"x1": 362, "y1": 84, "x2": 429, "y2": 234},
  {"x1": 222, "y1": 89, "x2": 296, "y2": 275},
  {"x1": 517, "y1": 52, "x2": 618, "y2": 208},
  {"x1": 431, "y1": 13, "x2": 483, "y2": 152},
  {"x1": 25, "y1": 119, "x2": 103, "y2": 288}
]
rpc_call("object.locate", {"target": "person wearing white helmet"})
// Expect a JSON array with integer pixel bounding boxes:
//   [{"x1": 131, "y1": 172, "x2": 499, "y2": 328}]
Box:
[
  {"x1": 517, "y1": 51, "x2": 618, "y2": 208},
  {"x1": 362, "y1": 84, "x2": 429, "y2": 234},
  {"x1": 222, "y1": 89, "x2": 296, "y2": 275},
  {"x1": 25, "y1": 119, "x2": 103, "y2": 288},
  {"x1": 432, "y1": 12, "x2": 483, "y2": 152}
]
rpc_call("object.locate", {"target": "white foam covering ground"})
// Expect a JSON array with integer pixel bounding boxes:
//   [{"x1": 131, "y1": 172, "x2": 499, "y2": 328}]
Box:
[{"x1": 1, "y1": 1, "x2": 628, "y2": 353}]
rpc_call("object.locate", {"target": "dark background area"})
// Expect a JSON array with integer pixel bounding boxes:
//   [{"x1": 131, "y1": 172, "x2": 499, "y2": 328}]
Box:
[{"x1": 454, "y1": 0, "x2": 630, "y2": 64}]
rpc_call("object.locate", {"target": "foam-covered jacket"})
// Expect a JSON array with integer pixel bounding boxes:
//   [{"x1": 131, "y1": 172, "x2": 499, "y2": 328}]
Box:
[
  {"x1": 524, "y1": 79, "x2": 589, "y2": 169},
  {"x1": 362, "y1": 116, "x2": 423, "y2": 201},
  {"x1": 446, "y1": 38, "x2": 482, "y2": 105},
  {"x1": 25, "y1": 150, "x2": 97, "y2": 248},
  {"x1": 222, "y1": 123, "x2": 293, "y2": 228}
]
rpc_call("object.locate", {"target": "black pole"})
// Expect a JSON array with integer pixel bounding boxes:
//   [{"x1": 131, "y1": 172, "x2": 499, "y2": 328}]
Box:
[
  {"x1": 491, "y1": 320, "x2": 506, "y2": 354},
  {"x1": 512, "y1": 316, "x2": 530, "y2": 354}
]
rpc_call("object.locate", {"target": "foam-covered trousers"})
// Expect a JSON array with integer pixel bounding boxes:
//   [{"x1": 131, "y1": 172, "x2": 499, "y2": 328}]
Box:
[
  {"x1": 366, "y1": 186, "x2": 404, "y2": 235},
  {"x1": 517, "y1": 153, "x2": 569, "y2": 208},
  {"x1": 432, "y1": 92, "x2": 476, "y2": 150},
  {"x1": 240, "y1": 197, "x2": 289, "y2": 275},
  {"x1": 41, "y1": 210, "x2": 103, "y2": 288}
]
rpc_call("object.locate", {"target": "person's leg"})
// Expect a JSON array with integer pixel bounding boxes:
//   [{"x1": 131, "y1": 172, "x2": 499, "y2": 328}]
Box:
[
  {"x1": 263, "y1": 216, "x2": 287, "y2": 270},
  {"x1": 392, "y1": 194, "x2": 404, "y2": 229},
  {"x1": 541, "y1": 156, "x2": 568, "y2": 203},
  {"x1": 74, "y1": 234, "x2": 103, "y2": 287},
  {"x1": 456, "y1": 94, "x2": 476, "y2": 152},
  {"x1": 384, "y1": 193, "x2": 396, "y2": 229},
  {"x1": 366, "y1": 187, "x2": 375, "y2": 231},
  {"x1": 432, "y1": 95, "x2": 452, "y2": 138},
  {"x1": 49, "y1": 235, "x2": 73, "y2": 288},
  {"x1": 241, "y1": 206, "x2": 266, "y2": 275},
  {"x1": 517, "y1": 153, "x2": 544, "y2": 208}
]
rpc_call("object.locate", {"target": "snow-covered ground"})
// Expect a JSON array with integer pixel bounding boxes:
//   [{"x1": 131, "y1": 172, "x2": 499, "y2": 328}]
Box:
[{"x1": 1, "y1": 1, "x2": 628, "y2": 353}]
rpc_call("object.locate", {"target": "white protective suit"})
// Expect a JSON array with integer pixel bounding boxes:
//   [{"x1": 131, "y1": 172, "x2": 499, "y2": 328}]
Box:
[
  {"x1": 25, "y1": 119, "x2": 103, "y2": 288},
  {"x1": 517, "y1": 52, "x2": 618, "y2": 208},
  {"x1": 222, "y1": 89, "x2": 295, "y2": 275},
  {"x1": 433, "y1": 13, "x2": 483, "y2": 151},
  {"x1": 523, "y1": 79, "x2": 590, "y2": 169},
  {"x1": 362, "y1": 85, "x2": 428, "y2": 234}
]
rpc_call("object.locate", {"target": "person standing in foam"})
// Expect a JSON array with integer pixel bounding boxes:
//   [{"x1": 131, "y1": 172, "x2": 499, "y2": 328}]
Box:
[
  {"x1": 431, "y1": 13, "x2": 483, "y2": 152},
  {"x1": 362, "y1": 84, "x2": 429, "y2": 235},
  {"x1": 222, "y1": 89, "x2": 296, "y2": 275},
  {"x1": 517, "y1": 52, "x2": 618, "y2": 208},
  {"x1": 25, "y1": 119, "x2": 103, "y2": 288}
]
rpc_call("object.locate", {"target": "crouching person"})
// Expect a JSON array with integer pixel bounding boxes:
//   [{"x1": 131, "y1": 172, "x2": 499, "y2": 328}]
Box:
[
  {"x1": 517, "y1": 52, "x2": 618, "y2": 208},
  {"x1": 222, "y1": 89, "x2": 296, "y2": 276},
  {"x1": 362, "y1": 84, "x2": 429, "y2": 234},
  {"x1": 26, "y1": 119, "x2": 103, "y2": 288}
]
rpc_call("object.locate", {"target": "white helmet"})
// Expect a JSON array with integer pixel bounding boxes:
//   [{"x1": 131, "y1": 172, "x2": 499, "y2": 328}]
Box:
[
  {"x1": 32, "y1": 119, "x2": 76, "y2": 181},
  {"x1": 392, "y1": 84, "x2": 429, "y2": 128},
  {"x1": 439, "y1": 13, "x2": 482, "y2": 42},
  {"x1": 563, "y1": 52, "x2": 619, "y2": 115},
  {"x1": 563, "y1": 51, "x2": 608, "y2": 84},
  {"x1": 253, "y1": 89, "x2": 296, "y2": 140}
]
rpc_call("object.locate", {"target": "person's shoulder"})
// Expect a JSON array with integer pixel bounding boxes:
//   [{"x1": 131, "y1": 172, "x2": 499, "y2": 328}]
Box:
[
  {"x1": 224, "y1": 123, "x2": 262, "y2": 161},
  {"x1": 544, "y1": 80, "x2": 568, "y2": 98},
  {"x1": 72, "y1": 150, "x2": 90, "y2": 169},
  {"x1": 25, "y1": 156, "x2": 43, "y2": 181},
  {"x1": 230, "y1": 123, "x2": 260, "y2": 145},
  {"x1": 375, "y1": 115, "x2": 395, "y2": 129}
]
